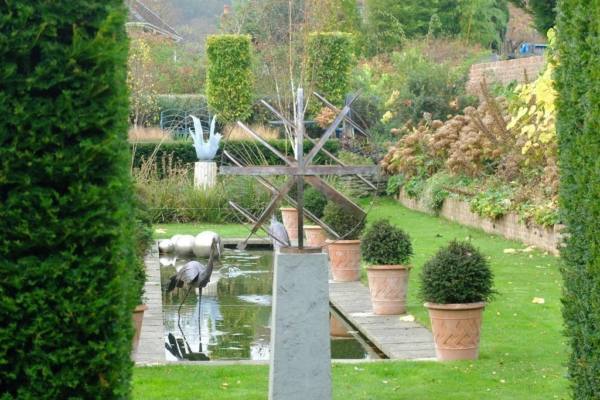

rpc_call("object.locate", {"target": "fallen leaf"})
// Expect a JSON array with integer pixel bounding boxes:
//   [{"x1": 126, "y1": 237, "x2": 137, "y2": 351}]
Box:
[
  {"x1": 532, "y1": 297, "x2": 545, "y2": 304},
  {"x1": 399, "y1": 315, "x2": 415, "y2": 322}
]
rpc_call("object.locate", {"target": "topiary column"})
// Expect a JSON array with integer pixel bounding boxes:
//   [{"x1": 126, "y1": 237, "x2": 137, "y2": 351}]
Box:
[
  {"x1": 307, "y1": 32, "x2": 354, "y2": 109},
  {"x1": 205, "y1": 34, "x2": 253, "y2": 123},
  {"x1": 556, "y1": 0, "x2": 600, "y2": 398},
  {"x1": 0, "y1": 1, "x2": 137, "y2": 398}
]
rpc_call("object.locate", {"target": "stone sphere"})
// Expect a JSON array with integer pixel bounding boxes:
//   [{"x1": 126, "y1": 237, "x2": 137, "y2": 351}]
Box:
[
  {"x1": 171, "y1": 234, "x2": 182, "y2": 245},
  {"x1": 174, "y1": 235, "x2": 195, "y2": 256},
  {"x1": 158, "y1": 239, "x2": 174, "y2": 253},
  {"x1": 193, "y1": 231, "x2": 223, "y2": 258}
]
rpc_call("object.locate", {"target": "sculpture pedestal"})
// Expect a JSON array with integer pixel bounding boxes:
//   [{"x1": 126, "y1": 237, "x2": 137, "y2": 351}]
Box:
[
  {"x1": 269, "y1": 248, "x2": 331, "y2": 400},
  {"x1": 194, "y1": 161, "x2": 217, "y2": 189}
]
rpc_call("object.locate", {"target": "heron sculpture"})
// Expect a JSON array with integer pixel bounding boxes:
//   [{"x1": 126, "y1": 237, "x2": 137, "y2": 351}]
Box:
[
  {"x1": 269, "y1": 214, "x2": 290, "y2": 252},
  {"x1": 165, "y1": 237, "x2": 221, "y2": 360}
]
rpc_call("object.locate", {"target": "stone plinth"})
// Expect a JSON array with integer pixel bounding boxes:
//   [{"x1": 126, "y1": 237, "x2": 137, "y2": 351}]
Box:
[
  {"x1": 194, "y1": 161, "x2": 217, "y2": 189},
  {"x1": 269, "y1": 249, "x2": 331, "y2": 400}
]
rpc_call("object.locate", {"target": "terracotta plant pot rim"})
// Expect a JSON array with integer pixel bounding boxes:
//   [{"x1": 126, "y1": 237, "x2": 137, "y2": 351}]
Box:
[
  {"x1": 279, "y1": 207, "x2": 297, "y2": 211},
  {"x1": 134, "y1": 304, "x2": 149, "y2": 312},
  {"x1": 325, "y1": 239, "x2": 361, "y2": 244},
  {"x1": 368, "y1": 264, "x2": 412, "y2": 271},
  {"x1": 424, "y1": 302, "x2": 485, "y2": 311},
  {"x1": 303, "y1": 225, "x2": 322, "y2": 230}
]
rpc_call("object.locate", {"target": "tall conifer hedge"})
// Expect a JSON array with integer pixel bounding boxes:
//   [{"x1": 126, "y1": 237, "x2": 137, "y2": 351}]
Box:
[
  {"x1": 0, "y1": 1, "x2": 137, "y2": 398},
  {"x1": 205, "y1": 34, "x2": 253, "y2": 123},
  {"x1": 556, "y1": 0, "x2": 600, "y2": 398},
  {"x1": 307, "y1": 32, "x2": 354, "y2": 109}
]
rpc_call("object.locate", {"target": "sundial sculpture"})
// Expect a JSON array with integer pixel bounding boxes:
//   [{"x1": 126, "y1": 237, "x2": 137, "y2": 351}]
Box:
[{"x1": 219, "y1": 88, "x2": 377, "y2": 400}]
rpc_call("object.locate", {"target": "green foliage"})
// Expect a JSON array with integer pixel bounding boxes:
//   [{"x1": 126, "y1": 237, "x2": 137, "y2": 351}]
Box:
[
  {"x1": 307, "y1": 32, "x2": 354, "y2": 109},
  {"x1": 131, "y1": 140, "x2": 341, "y2": 171},
  {"x1": 420, "y1": 241, "x2": 495, "y2": 304},
  {"x1": 379, "y1": 47, "x2": 477, "y2": 127},
  {"x1": 456, "y1": 0, "x2": 509, "y2": 50},
  {"x1": 157, "y1": 95, "x2": 208, "y2": 115},
  {"x1": 304, "y1": 187, "x2": 328, "y2": 219},
  {"x1": 361, "y1": 220, "x2": 413, "y2": 265},
  {"x1": 404, "y1": 176, "x2": 427, "y2": 199},
  {"x1": 386, "y1": 175, "x2": 405, "y2": 196},
  {"x1": 365, "y1": 0, "x2": 509, "y2": 54},
  {"x1": 322, "y1": 202, "x2": 365, "y2": 240},
  {"x1": 206, "y1": 35, "x2": 253, "y2": 123},
  {"x1": 555, "y1": 1, "x2": 600, "y2": 397},
  {"x1": 0, "y1": 1, "x2": 136, "y2": 397},
  {"x1": 529, "y1": 0, "x2": 557, "y2": 34},
  {"x1": 470, "y1": 188, "x2": 512, "y2": 219},
  {"x1": 422, "y1": 173, "x2": 454, "y2": 213}
]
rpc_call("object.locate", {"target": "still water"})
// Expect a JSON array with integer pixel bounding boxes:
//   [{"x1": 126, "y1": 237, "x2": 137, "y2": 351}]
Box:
[{"x1": 159, "y1": 248, "x2": 379, "y2": 361}]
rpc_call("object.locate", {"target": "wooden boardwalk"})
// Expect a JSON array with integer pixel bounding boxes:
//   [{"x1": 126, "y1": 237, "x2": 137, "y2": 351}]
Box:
[
  {"x1": 329, "y1": 281, "x2": 436, "y2": 360},
  {"x1": 135, "y1": 244, "x2": 165, "y2": 364}
]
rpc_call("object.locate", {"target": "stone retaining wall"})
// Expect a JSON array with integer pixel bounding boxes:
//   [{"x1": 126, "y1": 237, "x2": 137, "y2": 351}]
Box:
[{"x1": 397, "y1": 190, "x2": 563, "y2": 255}]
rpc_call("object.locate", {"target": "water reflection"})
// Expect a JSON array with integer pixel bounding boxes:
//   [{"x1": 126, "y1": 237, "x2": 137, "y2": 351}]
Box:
[{"x1": 160, "y1": 249, "x2": 378, "y2": 361}]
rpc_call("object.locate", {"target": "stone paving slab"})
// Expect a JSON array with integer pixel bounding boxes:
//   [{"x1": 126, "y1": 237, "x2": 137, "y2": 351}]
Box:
[
  {"x1": 135, "y1": 244, "x2": 165, "y2": 364},
  {"x1": 329, "y1": 281, "x2": 436, "y2": 360}
]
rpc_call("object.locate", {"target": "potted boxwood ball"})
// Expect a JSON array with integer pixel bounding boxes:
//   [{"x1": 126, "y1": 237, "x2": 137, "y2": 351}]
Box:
[
  {"x1": 322, "y1": 201, "x2": 365, "y2": 281},
  {"x1": 361, "y1": 220, "x2": 413, "y2": 315},
  {"x1": 420, "y1": 240, "x2": 495, "y2": 361}
]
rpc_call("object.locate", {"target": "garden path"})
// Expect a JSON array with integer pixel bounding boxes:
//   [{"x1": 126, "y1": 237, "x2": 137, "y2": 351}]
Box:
[
  {"x1": 329, "y1": 281, "x2": 436, "y2": 360},
  {"x1": 135, "y1": 244, "x2": 165, "y2": 364}
]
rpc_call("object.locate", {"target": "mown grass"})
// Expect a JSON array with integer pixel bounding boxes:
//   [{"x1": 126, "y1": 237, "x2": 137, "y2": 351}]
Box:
[{"x1": 137, "y1": 197, "x2": 568, "y2": 399}]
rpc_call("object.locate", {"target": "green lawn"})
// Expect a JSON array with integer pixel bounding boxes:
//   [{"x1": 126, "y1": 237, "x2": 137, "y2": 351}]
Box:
[{"x1": 136, "y1": 197, "x2": 568, "y2": 399}]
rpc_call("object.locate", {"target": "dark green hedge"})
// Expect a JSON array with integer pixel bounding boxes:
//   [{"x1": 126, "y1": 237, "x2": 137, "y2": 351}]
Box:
[
  {"x1": 556, "y1": 1, "x2": 600, "y2": 398},
  {"x1": 0, "y1": 2, "x2": 137, "y2": 398},
  {"x1": 131, "y1": 139, "x2": 341, "y2": 170},
  {"x1": 206, "y1": 35, "x2": 253, "y2": 123},
  {"x1": 307, "y1": 32, "x2": 354, "y2": 110}
]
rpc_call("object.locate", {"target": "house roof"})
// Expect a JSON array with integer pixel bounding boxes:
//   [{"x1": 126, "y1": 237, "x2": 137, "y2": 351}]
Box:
[{"x1": 127, "y1": 0, "x2": 183, "y2": 42}]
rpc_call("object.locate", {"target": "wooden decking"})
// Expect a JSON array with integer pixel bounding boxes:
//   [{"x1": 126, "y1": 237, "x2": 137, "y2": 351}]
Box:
[
  {"x1": 135, "y1": 245, "x2": 165, "y2": 364},
  {"x1": 329, "y1": 281, "x2": 436, "y2": 360}
]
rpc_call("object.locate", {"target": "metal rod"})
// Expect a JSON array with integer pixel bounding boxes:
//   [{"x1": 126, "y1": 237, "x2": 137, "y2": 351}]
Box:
[{"x1": 295, "y1": 88, "x2": 305, "y2": 248}]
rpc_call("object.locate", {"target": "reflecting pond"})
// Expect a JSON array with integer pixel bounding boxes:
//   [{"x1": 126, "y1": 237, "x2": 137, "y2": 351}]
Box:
[{"x1": 159, "y1": 249, "x2": 379, "y2": 361}]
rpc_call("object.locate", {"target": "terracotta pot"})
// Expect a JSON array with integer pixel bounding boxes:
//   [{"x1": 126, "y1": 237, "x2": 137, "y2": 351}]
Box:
[
  {"x1": 367, "y1": 265, "x2": 411, "y2": 315},
  {"x1": 132, "y1": 304, "x2": 148, "y2": 355},
  {"x1": 304, "y1": 225, "x2": 327, "y2": 249},
  {"x1": 280, "y1": 207, "x2": 298, "y2": 241},
  {"x1": 326, "y1": 240, "x2": 361, "y2": 282},
  {"x1": 330, "y1": 314, "x2": 352, "y2": 337},
  {"x1": 425, "y1": 302, "x2": 485, "y2": 361}
]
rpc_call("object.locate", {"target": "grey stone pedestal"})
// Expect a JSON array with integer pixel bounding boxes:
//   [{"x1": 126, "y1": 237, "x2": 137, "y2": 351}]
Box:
[{"x1": 269, "y1": 248, "x2": 331, "y2": 400}]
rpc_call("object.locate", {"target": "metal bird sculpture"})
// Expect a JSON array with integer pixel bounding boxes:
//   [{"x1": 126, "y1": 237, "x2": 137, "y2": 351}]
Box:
[
  {"x1": 269, "y1": 214, "x2": 290, "y2": 252},
  {"x1": 165, "y1": 237, "x2": 221, "y2": 360}
]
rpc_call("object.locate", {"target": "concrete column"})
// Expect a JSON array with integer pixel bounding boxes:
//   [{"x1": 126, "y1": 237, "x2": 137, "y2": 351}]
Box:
[
  {"x1": 193, "y1": 161, "x2": 217, "y2": 189},
  {"x1": 269, "y1": 248, "x2": 331, "y2": 400}
]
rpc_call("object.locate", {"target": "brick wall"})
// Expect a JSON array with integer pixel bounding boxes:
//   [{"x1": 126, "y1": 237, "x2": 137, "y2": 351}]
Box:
[{"x1": 467, "y1": 56, "x2": 545, "y2": 95}]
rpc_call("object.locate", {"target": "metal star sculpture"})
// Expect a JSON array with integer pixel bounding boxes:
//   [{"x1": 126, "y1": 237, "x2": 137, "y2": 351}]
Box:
[{"x1": 219, "y1": 88, "x2": 378, "y2": 249}]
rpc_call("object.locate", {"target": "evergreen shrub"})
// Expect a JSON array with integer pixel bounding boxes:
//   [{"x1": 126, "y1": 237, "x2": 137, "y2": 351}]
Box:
[
  {"x1": 556, "y1": 0, "x2": 600, "y2": 397},
  {"x1": 0, "y1": 1, "x2": 137, "y2": 397},
  {"x1": 361, "y1": 220, "x2": 413, "y2": 265},
  {"x1": 131, "y1": 140, "x2": 341, "y2": 171},
  {"x1": 420, "y1": 241, "x2": 494, "y2": 304},
  {"x1": 206, "y1": 35, "x2": 253, "y2": 123}
]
